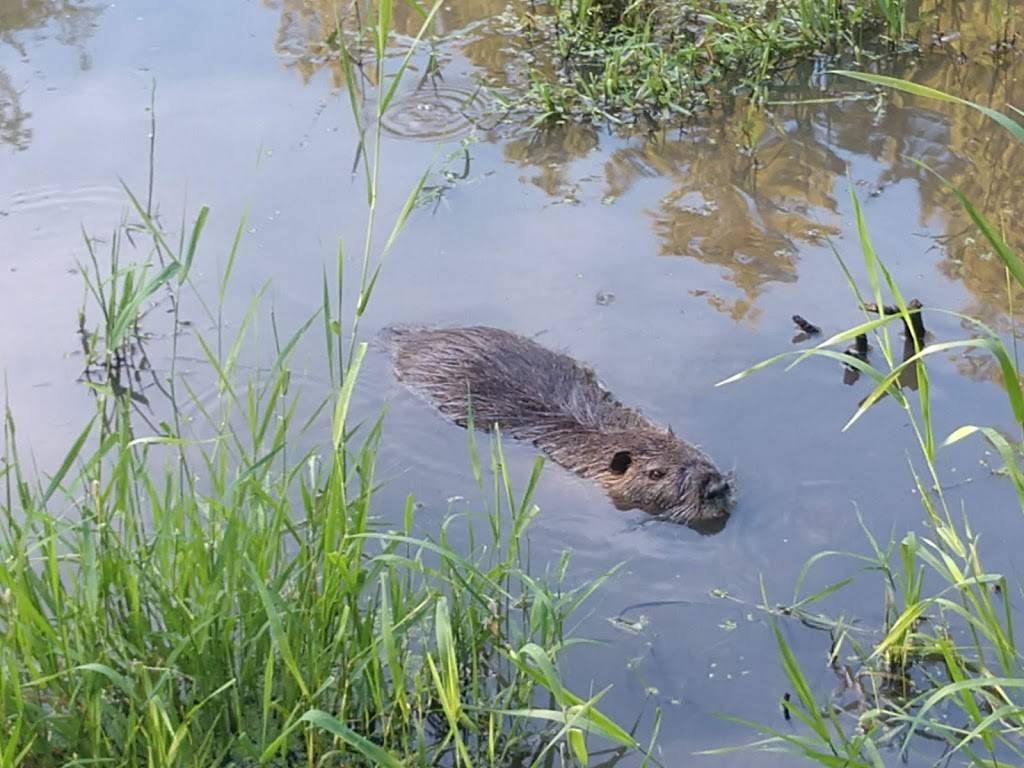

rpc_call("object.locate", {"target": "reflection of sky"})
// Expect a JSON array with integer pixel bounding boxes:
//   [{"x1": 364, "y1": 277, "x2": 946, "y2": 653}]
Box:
[
  {"x1": 0, "y1": 0, "x2": 366, "y2": 466},
  {"x1": 3, "y1": 1, "x2": 1024, "y2": 763}
]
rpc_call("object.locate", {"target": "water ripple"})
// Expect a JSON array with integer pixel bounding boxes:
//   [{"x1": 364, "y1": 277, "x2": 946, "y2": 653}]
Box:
[{"x1": 379, "y1": 83, "x2": 482, "y2": 142}]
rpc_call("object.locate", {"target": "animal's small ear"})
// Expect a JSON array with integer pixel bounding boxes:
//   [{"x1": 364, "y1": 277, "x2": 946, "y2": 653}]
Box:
[{"x1": 610, "y1": 450, "x2": 632, "y2": 474}]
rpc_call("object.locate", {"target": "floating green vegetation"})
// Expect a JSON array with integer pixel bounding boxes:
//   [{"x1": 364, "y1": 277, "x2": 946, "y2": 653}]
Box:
[
  {"x1": 503, "y1": 0, "x2": 911, "y2": 122},
  {"x1": 712, "y1": 75, "x2": 1024, "y2": 765}
]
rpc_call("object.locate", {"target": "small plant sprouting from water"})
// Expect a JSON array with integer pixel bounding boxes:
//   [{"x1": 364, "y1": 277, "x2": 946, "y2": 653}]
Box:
[
  {"x1": 417, "y1": 135, "x2": 481, "y2": 213},
  {"x1": 76, "y1": 230, "x2": 165, "y2": 395},
  {"x1": 711, "y1": 75, "x2": 1024, "y2": 765}
]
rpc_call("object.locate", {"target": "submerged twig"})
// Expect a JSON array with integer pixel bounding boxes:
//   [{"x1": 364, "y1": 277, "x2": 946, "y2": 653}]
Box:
[{"x1": 861, "y1": 298, "x2": 926, "y2": 340}]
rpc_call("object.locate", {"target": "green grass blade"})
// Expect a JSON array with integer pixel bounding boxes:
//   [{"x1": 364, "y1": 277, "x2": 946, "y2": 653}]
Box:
[
  {"x1": 332, "y1": 342, "x2": 367, "y2": 451},
  {"x1": 908, "y1": 157, "x2": 1024, "y2": 290},
  {"x1": 300, "y1": 710, "x2": 404, "y2": 768},
  {"x1": 246, "y1": 560, "x2": 310, "y2": 699},
  {"x1": 181, "y1": 205, "x2": 209, "y2": 284},
  {"x1": 109, "y1": 261, "x2": 181, "y2": 345},
  {"x1": 40, "y1": 417, "x2": 94, "y2": 506},
  {"x1": 833, "y1": 71, "x2": 1024, "y2": 144},
  {"x1": 379, "y1": 0, "x2": 444, "y2": 115}
]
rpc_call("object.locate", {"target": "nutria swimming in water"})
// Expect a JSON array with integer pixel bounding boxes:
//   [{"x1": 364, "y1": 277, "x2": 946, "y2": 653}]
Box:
[{"x1": 387, "y1": 326, "x2": 735, "y2": 533}]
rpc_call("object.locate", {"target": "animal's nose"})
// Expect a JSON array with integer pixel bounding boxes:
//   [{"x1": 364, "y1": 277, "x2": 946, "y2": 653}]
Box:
[{"x1": 702, "y1": 473, "x2": 731, "y2": 500}]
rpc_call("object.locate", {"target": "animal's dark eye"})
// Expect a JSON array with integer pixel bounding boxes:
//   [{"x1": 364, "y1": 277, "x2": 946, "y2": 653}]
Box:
[{"x1": 647, "y1": 469, "x2": 666, "y2": 481}]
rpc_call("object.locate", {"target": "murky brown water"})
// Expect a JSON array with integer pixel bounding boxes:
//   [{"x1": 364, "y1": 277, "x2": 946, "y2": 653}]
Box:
[{"x1": 4, "y1": 0, "x2": 1024, "y2": 763}]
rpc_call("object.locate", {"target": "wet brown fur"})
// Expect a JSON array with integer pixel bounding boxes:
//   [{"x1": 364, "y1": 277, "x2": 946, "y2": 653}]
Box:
[{"x1": 387, "y1": 326, "x2": 734, "y2": 532}]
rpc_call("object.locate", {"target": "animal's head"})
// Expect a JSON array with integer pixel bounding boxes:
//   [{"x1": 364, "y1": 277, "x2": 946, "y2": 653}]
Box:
[{"x1": 595, "y1": 429, "x2": 735, "y2": 534}]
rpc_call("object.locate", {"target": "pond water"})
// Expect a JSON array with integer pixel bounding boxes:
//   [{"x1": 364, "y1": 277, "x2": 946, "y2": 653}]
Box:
[{"x1": 3, "y1": 0, "x2": 1024, "y2": 764}]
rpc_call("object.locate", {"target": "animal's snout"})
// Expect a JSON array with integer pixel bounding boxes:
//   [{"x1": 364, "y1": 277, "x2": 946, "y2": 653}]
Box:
[{"x1": 700, "y1": 472, "x2": 731, "y2": 502}]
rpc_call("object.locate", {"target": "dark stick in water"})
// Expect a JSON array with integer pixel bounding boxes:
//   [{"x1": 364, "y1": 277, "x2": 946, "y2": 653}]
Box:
[
  {"x1": 792, "y1": 315, "x2": 821, "y2": 335},
  {"x1": 854, "y1": 333, "x2": 869, "y2": 357},
  {"x1": 861, "y1": 299, "x2": 926, "y2": 341}
]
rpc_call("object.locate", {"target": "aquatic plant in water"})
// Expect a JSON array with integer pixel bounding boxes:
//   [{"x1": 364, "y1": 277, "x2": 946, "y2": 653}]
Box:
[
  {"x1": 713, "y1": 75, "x2": 1024, "y2": 766},
  {"x1": 495, "y1": 0, "x2": 911, "y2": 122}
]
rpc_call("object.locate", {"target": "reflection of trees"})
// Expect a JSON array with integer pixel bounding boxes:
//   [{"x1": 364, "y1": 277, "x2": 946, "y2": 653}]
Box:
[
  {"x1": 0, "y1": 68, "x2": 29, "y2": 149},
  {"x1": 263, "y1": 0, "x2": 515, "y2": 87},
  {"x1": 0, "y1": 0, "x2": 100, "y2": 49},
  {"x1": 501, "y1": 123, "x2": 600, "y2": 196},
  {"x1": 262, "y1": 0, "x2": 1024, "y2": 329},
  {"x1": 950, "y1": 316, "x2": 1024, "y2": 401},
  {"x1": 496, "y1": 39, "x2": 1024, "y2": 326},
  {"x1": 263, "y1": 0, "x2": 347, "y2": 86},
  {"x1": 0, "y1": 0, "x2": 102, "y2": 151},
  {"x1": 897, "y1": 55, "x2": 1024, "y2": 319},
  {"x1": 827, "y1": 0, "x2": 1024, "y2": 320},
  {"x1": 497, "y1": 110, "x2": 849, "y2": 321},
  {"x1": 600, "y1": 116, "x2": 842, "y2": 319}
]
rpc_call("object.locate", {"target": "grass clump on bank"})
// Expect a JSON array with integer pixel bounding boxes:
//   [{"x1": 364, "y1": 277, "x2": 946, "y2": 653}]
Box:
[
  {"x1": 0, "y1": 2, "x2": 657, "y2": 765},
  {"x1": 1, "y1": 324, "x2": 640, "y2": 766},
  {"x1": 505, "y1": 0, "x2": 912, "y2": 122},
  {"x1": 714, "y1": 76, "x2": 1024, "y2": 765}
]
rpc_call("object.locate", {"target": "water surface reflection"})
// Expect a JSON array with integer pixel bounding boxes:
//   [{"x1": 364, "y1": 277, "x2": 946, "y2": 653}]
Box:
[
  {"x1": 0, "y1": 0, "x2": 103, "y2": 150},
  {"x1": 2, "y1": 0, "x2": 1024, "y2": 763}
]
